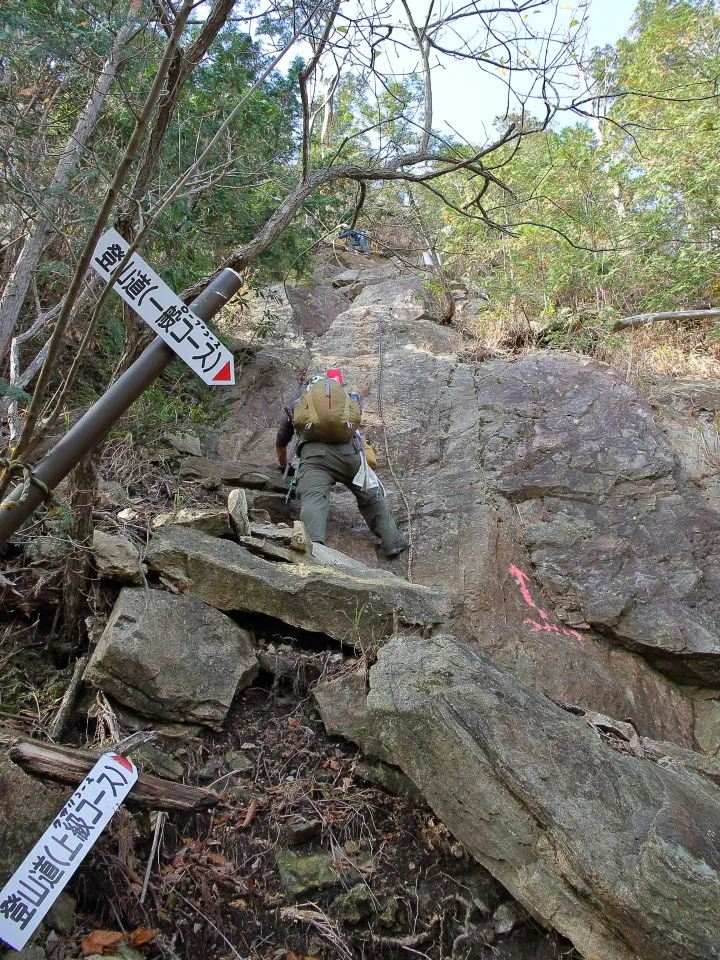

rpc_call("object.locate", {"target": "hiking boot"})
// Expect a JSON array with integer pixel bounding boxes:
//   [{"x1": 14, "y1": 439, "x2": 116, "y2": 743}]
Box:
[{"x1": 383, "y1": 538, "x2": 409, "y2": 559}]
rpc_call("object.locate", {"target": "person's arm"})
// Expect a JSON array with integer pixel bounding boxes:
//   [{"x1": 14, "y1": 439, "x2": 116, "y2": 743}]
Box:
[{"x1": 275, "y1": 416, "x2": 294, "y2": 468}]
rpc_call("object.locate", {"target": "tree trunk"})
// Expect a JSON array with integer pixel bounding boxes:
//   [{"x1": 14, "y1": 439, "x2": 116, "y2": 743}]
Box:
[
  {"x1": 61, "y1": 452, "x2": 98, "y2": 640},
  {"x1": 0, "y1": 2, "x2": 141, "y2": 361}
]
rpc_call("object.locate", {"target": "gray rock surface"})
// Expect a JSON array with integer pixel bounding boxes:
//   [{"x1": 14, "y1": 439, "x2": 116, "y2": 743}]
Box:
[
  {"x1": 163, "y1": 432, "x2": 202, "y2": 456},
  {"x1": 216, "y1": 264, "x2": 712, "y2": 745},
  {"x1": 331, "y1": 269, "x2": 362, "y2": 288},
  {"x1": 642, "y1": 375, "x2": 720, "y2": 511},
  {"x1": 84, "y1": 588, "x2": 258, "y2": 726},
  {"x1": 179, "y1": 456, "x2": 289, "y2": 492},
  {"x1": 352, "y1": 275, "x2": 421, "y2": 309},
  {"x1": 92, "y1": 530, "x2": 144, "y2": 583},
  {"x1": 45, "y1": 891, "x2": 77, "y2": 935},
  {"x1": 693, "y1": 690, "x2": 720, "y2": 756},
  {"x1": 313, "y1": 667, "x2": 388, "y2": 759},
  {"x1": 0, "y1": 945, "x2": 47, "y2": 960},
  {"x1": 228, "y1": 488, "x2": 250, "y2": 537},
  {"x1": 367, "y1": 634, "x2": 720, "y2": 960},
  {"x1": 146, "y1": 524, "x2": 450, "y2": 647},
  {"x1": 0, "y1": 756, "x2": 70, "y2": 886},
  {"x1": 152, "y1": 507, "x2": 231, "y2": 538},
  {"x1": 474, "y1": 354, "x2": 720, "y2": 681}
]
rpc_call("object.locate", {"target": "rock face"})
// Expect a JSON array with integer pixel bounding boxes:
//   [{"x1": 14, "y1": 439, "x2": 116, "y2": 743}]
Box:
[
  {"x1": 145, "y1": 524, "x2": 450, "y2": 647},
  {"x1": 216, "y1": 253, "x2": 720, "y2": 747},
  {"x1": 367, "y1": 634, "x2": 720, "y2": 960},
  {"x1": 195, "y1": 250, "x2": 720, "y2": 954},
  {"x1": 84, "y1": 588, "x2": 258, "y2": 726},
  {"x1": 474, "y1": 354, "x2": 720, "y2": 682}
]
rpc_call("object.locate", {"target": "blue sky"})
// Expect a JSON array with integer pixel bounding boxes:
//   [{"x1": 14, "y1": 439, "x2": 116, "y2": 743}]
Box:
[
  {"x1": 430, "y1": 0, "x2": 638, "y2": 142},
  {"x1": 588, "y1": 0, "x2": 637, "y2": 48}
]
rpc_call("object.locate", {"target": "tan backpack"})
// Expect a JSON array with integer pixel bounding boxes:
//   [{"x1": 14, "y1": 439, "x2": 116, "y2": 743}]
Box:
[{"x1": 293, "y1": 376, "x2": 362, "y2": 443}]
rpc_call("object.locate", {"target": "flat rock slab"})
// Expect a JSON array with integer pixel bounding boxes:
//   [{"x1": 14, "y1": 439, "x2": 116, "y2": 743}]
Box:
[
  {"x1": 179, "y1": 456, "x2": 289, "y2": 492},
  {"x1": 145, "y1": 524, "x2": 450, "y2": 646},
  {"x1": 84, "y1": 588, "x2": 258, "y2": 726},
  {"x1": 367, "y1": 634, "x2": 720, "y2": 960},
  {"x1": 152, "y1": 508, "x2": 231, "y2": 538}
]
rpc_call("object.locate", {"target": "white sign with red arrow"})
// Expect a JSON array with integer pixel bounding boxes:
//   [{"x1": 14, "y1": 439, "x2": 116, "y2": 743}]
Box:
[
  {"x1": 0, "y1": 753, "x2": 138, "y2": 951},
  {"x1": 90, "y1": 228, "x2": 235, "y2": 385}
]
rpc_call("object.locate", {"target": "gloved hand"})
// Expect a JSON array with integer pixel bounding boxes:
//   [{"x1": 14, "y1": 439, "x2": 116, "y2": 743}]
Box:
[{"x1": 278, "y1": 463, "x2": 296, "y2": 476}]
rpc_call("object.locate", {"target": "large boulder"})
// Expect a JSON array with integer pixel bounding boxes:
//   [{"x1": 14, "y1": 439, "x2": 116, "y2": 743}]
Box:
[
  {"x1": 367, "y1": 634, "x2": 720, "y2": 960},
  {"x1": 145, "y1": 524, "x2": 450, "y2": 647},
  {"x1": 84, "y1": 588, "x2": 258, "y2": 726},
  {"x1": 152, "y1": 507, "x2": 231, "y2": 539}
]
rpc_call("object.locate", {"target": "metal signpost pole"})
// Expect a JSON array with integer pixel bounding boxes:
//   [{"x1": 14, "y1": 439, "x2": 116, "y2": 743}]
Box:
[{"x1": 0, "y1": 268, "x2": 242, "y2": 550}]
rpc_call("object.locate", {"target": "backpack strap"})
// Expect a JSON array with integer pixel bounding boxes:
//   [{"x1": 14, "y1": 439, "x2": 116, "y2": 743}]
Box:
[{"x1": 303, "y1": 385, "x2": 320, "y2": 432}]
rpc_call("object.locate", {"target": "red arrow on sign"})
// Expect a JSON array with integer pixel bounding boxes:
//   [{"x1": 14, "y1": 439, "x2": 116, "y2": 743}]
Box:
[{"x1": 212, "y1": 361, "x2": 233, "y2": 382}]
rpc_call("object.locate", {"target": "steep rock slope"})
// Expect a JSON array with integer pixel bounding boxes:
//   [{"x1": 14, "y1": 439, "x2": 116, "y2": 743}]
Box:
[{"x1": 220, "y1": 251, "x2": 720, "y2": 749}]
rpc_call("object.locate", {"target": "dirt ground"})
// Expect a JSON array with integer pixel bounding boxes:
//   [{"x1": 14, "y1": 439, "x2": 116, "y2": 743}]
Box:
[{"x1": 1, "y1": 619, "x2": 581, "y2": 960}]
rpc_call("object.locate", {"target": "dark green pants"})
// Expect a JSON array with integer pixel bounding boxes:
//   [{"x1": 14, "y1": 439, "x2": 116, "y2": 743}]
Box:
[{"x1": 296, "y1": 441, "x2": 405, "y2": 554}]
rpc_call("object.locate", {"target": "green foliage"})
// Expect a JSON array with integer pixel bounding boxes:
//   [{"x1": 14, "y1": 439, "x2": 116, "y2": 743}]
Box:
[
  {"x1": 114, "y1": 360, "x2": 232, "y2": 447},
  {"x1": 0, "y1": 379, "x2": 31, "y2": 403},
  {"x1": 412, "y1": 0, "x2": 720, "y2": 353}
]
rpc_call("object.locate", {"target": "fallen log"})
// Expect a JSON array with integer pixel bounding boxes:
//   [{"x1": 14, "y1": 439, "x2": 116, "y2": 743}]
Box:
[
  {"x1": 610, "y1": 308, "x2": 720, "y2": 332},
  {"x1": 4, "y1": 738, "x2": 217, "y2": 812}
]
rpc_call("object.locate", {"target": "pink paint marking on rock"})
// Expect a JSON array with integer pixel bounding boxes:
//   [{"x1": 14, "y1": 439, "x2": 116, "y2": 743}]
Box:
[
  {"x1": 509, "y1": 564, "x2": 549, "y2": 619},
  {"x1": 512, "y1": 566, "x2": 587, "y2": 642}
]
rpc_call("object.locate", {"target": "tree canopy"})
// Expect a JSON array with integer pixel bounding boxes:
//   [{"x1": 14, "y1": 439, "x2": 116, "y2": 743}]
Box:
[{"x1": 1, "y1": 0, "x2": 719, "y2": 480}]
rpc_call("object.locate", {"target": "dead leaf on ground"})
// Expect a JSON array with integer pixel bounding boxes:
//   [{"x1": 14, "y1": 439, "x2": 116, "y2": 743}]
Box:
[
  {"x1": 81, "y1": 929, "x2": 124, "y2": 956},
  {"x1": 129, "y1": 927, "x2": 160, "y2": 947},
  {"x1": 207, "y1": 851, "x2": 230, "y2": 866}
]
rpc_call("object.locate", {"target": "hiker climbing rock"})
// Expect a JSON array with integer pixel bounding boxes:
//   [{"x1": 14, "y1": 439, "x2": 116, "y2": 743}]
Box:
[
  {"x1": 338, "y1": 224, "x2": 372, "y2": 258},
  {"x1": 276, "y1": 370, "x2": 408, "y2": 558}
]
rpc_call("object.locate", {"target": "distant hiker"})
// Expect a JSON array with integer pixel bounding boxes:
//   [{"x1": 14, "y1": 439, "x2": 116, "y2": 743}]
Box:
[
  {"x1": 338, "y1": 224, "x2": 371, "y2": 258},
  {"x1": 276, "y1": 370, "x2": 408, "y2": 558}
]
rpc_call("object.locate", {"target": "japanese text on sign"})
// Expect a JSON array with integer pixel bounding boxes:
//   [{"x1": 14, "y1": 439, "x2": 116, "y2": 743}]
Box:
[
  {"x1": 0, "y1": 754, "x2": 138, "y2": 951},
  {"x1": 90, "y1": 229, "x2": 235, "y2": 385}
]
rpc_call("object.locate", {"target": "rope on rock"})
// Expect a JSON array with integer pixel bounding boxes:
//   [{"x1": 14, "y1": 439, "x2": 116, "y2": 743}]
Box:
[
  {"x1": 0, "y1": 457, "x2": 54, "y2": 511},
  {"x1": 376, "y1": 315, "x2": 414, "y2": 583}
]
